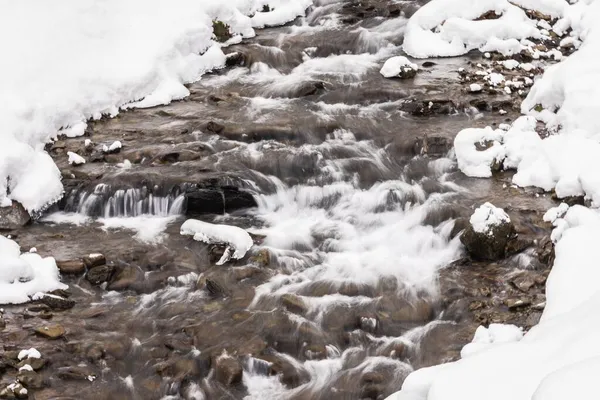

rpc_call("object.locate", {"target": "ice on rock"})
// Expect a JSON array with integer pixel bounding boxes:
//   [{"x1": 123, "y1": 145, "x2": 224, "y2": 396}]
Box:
[
  {"x1": 67, "y1": 151, "x2": 85, "y2": 165},
  {"x1": 380, "y1": 56, "x2": 419, "y2": 78},
  {"x1": 180, "y1": 219, "x2": 253, "y2": 265},
  {"x1": 469, "y1": 203, "x2": 510, "y2": 235}
]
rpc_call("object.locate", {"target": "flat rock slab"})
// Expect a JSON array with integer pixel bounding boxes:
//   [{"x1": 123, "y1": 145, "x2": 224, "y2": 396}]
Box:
[{"x1": 34, "y1": 325, "x2": 66, "y2": 340}]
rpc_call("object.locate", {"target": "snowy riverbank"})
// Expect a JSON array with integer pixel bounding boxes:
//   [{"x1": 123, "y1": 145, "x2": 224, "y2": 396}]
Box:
[{"x1": 389, "y1": 0, "x2": 600, "y2": 398}]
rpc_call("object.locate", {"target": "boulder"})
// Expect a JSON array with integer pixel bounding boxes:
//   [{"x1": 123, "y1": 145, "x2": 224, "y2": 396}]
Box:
[
  {"x1": 0, "y1": 202, "x2": 30, "y2": 230},
  {"x1": 460, "y1": 203, "x2": 516, "y2": 261},
  {"x1": 38, "y1": 294, "x2": 75, "y2": 310},
  {"x1": 86, "y1": 265, "x2": 115, "y2": 285},
  {"x1": 185, "y1": 186, "x2": 257, "y2": 215},
  {"x1": 82, "y1": 253, "x2": 106, "y2": 268},
  {"x1": 214, "y1": 353, "x2": 243, "y2": 386}
]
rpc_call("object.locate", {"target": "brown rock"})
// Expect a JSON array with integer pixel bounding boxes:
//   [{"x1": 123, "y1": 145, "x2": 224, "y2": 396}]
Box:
[
  {"x1": 34, "y1": 324, "x2": 65, "y2": 340},
  {"x1": 17, "y1": 370, "x2": 44, "y2": 389},
  {"x1": 0, "y1": 202, "x2": 30, "y2": 230},
  {"x1": 107, "y1": 265, "x2": 142, "y2": 291},
  {"x1": 56, "y1": 259, "x2": 86, "y2": 275},
  {"x1": 82, "y1": 253, "x2": 106, "y2": 268},
  {"x1": 281, "y1": 294, "x2": 308, "y2": 315},
  {"x1": 505, "y1": 298, "x2": 531, "y2": 310},
  {"x1": 214, "y1": 354, "x2": 243, "y2": 386},
  {"x1": 86, "y1": 264, "x2": 115, "y2": 285}
]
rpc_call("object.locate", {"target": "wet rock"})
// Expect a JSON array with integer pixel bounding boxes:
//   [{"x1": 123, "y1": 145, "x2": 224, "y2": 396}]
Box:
[
  {"x1": 56, "y1": 259, "x2": 86, "y2": 275},
  {"x1": 0, "y1": 202, "x2": 30, "y2": 230},
  {"x1": 82, "y1": 253, "x2": 106, "y2": 268},
  {"x1": 400, "y1": 99, "x2": 458, "y2": 116},
  {"x1": 185, "y1": 186, "x2": 257, "y2": 215},
  {"x1": 537, "y1": 236, "x2": 555, "y2": 266},
  {"x1": 199, "y1": 278, "x2": 228, "y2": 298},
  {"x1": 34, "y1": 324, "x2": 66, "y2": 340},
  {"x1": 510, "y1": 272, "x2": 537, "y2": 292},
  {"x1": 450, "y1": 218, "x2": 469, "y2": 239},
  {"x1": 249, "y1": 249, "x2": 271, "y2": 267},
  {"x1": 86, "y1": 264, "x2": 115, "y2": 285},
  {"x1": 0, "y1": 382, "x2": 28, "y2": 399},
  {"x1": 505, "y1": 298, "x2": 531, "y2": 310},
  {"x1": 56, "y1": 366, "x2": 95, "y2": 381},
  {"x1": 206, "y1": 121, "x2": 225, "y2": 134},
  {"x1": 38, "y1": 294, "x2": 75, "y2": 310},
  {"x1": 505, "y1": 236, "x2": 533, "y2": 256},
  {"x1": 281, "y1": 294, "x2": 308, "y2": 315},
  {"x1": 18, "y1": 357, "x2": 46, "y2": 371},
  {"x1": 16, "y1": 370, "x2": 44, "y2": 389},
  {"x1": 294, "y1": 81, "x2": 326, "y2": 97},
  {"x1": 264, "y1": 354, "x2": 310, "y2": 388},
  {"x1": 225, "y1": 52, "x2": 247, "y2": 67},
  {"x1": 413, "y1": 135, "x2": 451, "y2": 157},
  {"x1": 107, "y1": 265, "x2": 143, "y2": 291},
  {"x1": 214, "y1": 353, "x2": 243, "y2": 386},
  {"x1": 460, "y1": 219, "x2": 516, "y2": 261}
]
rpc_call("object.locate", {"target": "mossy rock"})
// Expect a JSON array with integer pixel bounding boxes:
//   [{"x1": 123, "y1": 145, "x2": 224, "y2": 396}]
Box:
[{"x1": 213, "y1": 20, "x2": 232, "y2": 43}]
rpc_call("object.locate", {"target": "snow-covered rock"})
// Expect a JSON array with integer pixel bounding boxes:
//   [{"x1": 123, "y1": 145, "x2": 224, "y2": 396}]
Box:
[
  {"x1": 454, "y1": 127, "x2": 505, "y2": 178},
  {"x1": 460, "y1": 203, "x2": 515, "y2": 261},
  {"x1": 180, "y1": 219, "x2": 253, "y2": 265},
  {"x1": 380, "y1": 56, "x2": 419, "y2": 79},
  {"x1": 67, "y1": 151, "x2": 85, "y2": 166},
  {"x1": 0, "y1": 236, "x2": 67, "y2": 304},
  {"x1": 102, "y1": 141, "x2": 122, "y2": 154}
]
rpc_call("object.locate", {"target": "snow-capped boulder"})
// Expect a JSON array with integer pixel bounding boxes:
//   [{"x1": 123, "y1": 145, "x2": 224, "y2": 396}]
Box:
[
  {"x1": 460, "y1": 203, "x2": 515, "y2": 260},
  {"x1": 380, "y1": 56, "x2": 419, "y2": 79}
]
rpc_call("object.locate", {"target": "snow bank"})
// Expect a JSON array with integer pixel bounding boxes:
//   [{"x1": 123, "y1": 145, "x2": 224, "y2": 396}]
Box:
[
  {"x1": 402, "y1": 0, "x2": 550, "y2": 58},
  {"x1": 0, "y1": 0, "x2": 311, "y2": 212},
  {"x1": 469, "y1": 203, "x2": 510, "y2": 235},
  {"x1": 388, "y1": 206, "x2": 600, "y2": 400},
  {"x1": 180, "y1": 219, "x2": 253, "y2": 265},
  {"x1": 0, "y1": 236, "x2": 67, "y2": 304}
]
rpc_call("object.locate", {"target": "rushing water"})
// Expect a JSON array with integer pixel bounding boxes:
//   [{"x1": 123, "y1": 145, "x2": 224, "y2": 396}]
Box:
[{"x1": 8, "y1": 2, "x2": 525, "y2": 399}]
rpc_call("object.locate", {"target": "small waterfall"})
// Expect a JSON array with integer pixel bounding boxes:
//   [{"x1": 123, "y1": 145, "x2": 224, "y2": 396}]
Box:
[{"x1": 64, "y1": 184, "x2": 185, "y2": 218}]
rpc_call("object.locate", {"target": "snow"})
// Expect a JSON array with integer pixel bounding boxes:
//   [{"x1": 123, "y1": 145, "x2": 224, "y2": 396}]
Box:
[
  {"x1": 402, "y1": 0, "x2": 545, "y2": 58},
  {"x1": 103, "y1": 141, "x2": 122, "y2": 153},
  {"x1": 460, "y1": 323, "x2": 523, "y2": 358},
  {"x1": 0, "y1": 236, "x2": 67, "y2": 304},
  {"x1": 380, "y1": 56, "x2": 418, "y2": 78},
  {"x1": 468, "y1": 83, "x2": 482, "y2": 93},
  {"x1": 180, "y1": 219, "x2": 254, "y2": 265},
  {"x1": 18, "y1": 364, "x2": 33, "y2": 372},
  {"x1": 469, "y1": 203, "x2": 510, "y2": 234},
  {"x1": 67, "y1": 151, "x2": 86, "y2": 166},
  {"x1": 388, "y1": 0, "x2": 600, "y2": 399},
  {"x1": 454, "y1": 127, "x2": 504, "y2": 178},
  {"x1": 0, "y1": 0, "x2": 311, "y2": 213},
  {"x1": 18, "y1": 348, "x2": 41, "y2": 360}
]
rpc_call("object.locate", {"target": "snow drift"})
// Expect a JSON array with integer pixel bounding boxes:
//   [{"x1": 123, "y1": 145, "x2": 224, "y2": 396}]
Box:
[{"x1": 0, "y1": 0, "x2": 311, "y2": 212}]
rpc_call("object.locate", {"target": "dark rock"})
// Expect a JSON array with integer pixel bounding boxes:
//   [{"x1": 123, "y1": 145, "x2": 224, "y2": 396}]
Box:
[
  {"x1": 34, "y1": 324, "x2": 66, "y2": 340},
  {"x1": 16, "y1": 370, "x2": 44, "y2": 389},
  {"x1": 294, "y1": 81, "x2": 326, "y2": 97},
  {"x1": 185, "y1": 186, "x2": 257, "y2": 215},
  {"x1": 56, "y1": 366, "x2": 95, "y2": 381},
  {"x1": 212, "y1": 21, "x2": 231, "y2": 43},
  {"x1": 460, "y1": 217, "x2": 516, "y2": 261},
  {"x1": 86, "y1": 264, "x2": 115, "y2": 285},
  {"x1": 107, "y1": 265, "x2": 143, "y2": 291},
  {"x1": 214, "y1": 354, "x2": 243, "y2": 386},
  {"x1": 0, "y1": 382, "x2": 28, "y2": 398},
  {"x1": 206, "y1": 121, "x2": 225, "y2": 134},
  {"x1": 18, "y1": 357, "x2": 46, "y2": 371},
  {"x1": 413, "y1": 135, "x2": 451, "y2": 157},
  {"x1": 39, "y1": 294, "x2": 75, "y2": 310},
  {"x1": 400, "y1": 99, "x2": 458, "y2": 116},
  {"x1": 225, "y1": 52, "x2": 247, "y2": 67},
  {"x1": 450, "y1": 218, "x2": 469, "y2": 239},
  {"x1": 0, "y1": 202, "x2": 30, "y2": 230},
  {"x1": 510, "y1": 272, "x2": 537, "y2": 292},
  {"x1": 56, "y1": 259, "x2": 86, "y2": 275},
  {"x1": 537, "y1": 236, "x2": 555, "y2": 266},
  {"x1": 82, "y1": 253, "x2": 106, "y2": 268}
]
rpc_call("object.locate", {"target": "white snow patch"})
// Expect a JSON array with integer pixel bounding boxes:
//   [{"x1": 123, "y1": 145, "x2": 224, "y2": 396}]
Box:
[
  {"x1": 18, "y1": 348, "x2": 41, "y2": 360},
  {"x1": 67, "y1": 151, "x2": 86, "y2": 165},
  {"x1": 180, "y1": 219, "x2": 253, "y2": 265},
  {"x1": 380, "y1": 56, "x2": 418, "y2": 78},
  {"x1": 469, "y1": 203, "x2": 510, "y2": 235}
]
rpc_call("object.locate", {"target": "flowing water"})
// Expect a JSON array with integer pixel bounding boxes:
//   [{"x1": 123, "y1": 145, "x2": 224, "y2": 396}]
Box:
[{"x1": 1, "y1": 2, "x2": 553, "y2": 399}]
